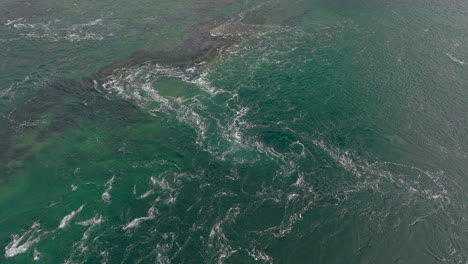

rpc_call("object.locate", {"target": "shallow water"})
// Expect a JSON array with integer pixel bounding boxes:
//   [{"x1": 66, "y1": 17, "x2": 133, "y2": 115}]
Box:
[{"x1": 1, "y1": 0, "x2": 467, "y2": 263}]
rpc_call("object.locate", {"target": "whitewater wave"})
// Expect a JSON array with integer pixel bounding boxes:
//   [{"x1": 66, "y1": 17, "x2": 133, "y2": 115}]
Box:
[
  {"x1": 101, "y1": 63, "x2": 220, "y2": 153},
  {"x1": 33, "y1": 248, "x2": 41, "y2": 261},
  {"x1": 75, "y1": 214, "x2": 105, "y2": 228},
  {"x1": 102, "y1": 176, "x2": 116, "y2": 203},
  {"x1": 207, "y1": 207, "x2": 241, "y2": 264},
  {"x1": 247, "y1": 247, "x2": 273, "y2": 263},
  {"x1": 136, "y1": 189, "x2": 155, "y2": 199},
  {"x1": 4, "y1": 17, "x2": 112, "y2": 42},
  {"x1": 447, "y1": 53, "x2": 465, "y2": 65},
  {"x1": 100, "y1": 56, "x2": 304, "y2": 171},
  {"x1": 5, "y1": 222, "x2": 41, "y2": 258},
  {"x1": 65, "y1": 215, "x2": 105, "y2": 263},
  {"x1": 123, "y1": 206, "x2": 157, "y2": 230},
  {"x1": 59, "y1": 205, "x2": 85, "y2": 229},
  {"x1": 310, "y1": 139, "x2": 451, "y2": 202}
]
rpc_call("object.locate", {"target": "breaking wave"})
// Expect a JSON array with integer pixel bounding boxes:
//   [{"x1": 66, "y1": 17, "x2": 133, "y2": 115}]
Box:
[
  {"x1": 3, "y1": 17, "x2": 112, "y2": 42},
  {"x1": 5, "y1": 222, "x2": 42, "y2": 258}
]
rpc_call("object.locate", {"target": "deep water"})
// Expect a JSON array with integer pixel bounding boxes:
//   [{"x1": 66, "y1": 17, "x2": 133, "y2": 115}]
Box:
[{"x1": 0, "y1": 0, "x2": 467, "y2": 263}]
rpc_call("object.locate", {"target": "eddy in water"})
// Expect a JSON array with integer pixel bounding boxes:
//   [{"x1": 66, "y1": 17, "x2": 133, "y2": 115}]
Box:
[{"x1": 0, "y1": 0, "x2": 467, "y2": 263}]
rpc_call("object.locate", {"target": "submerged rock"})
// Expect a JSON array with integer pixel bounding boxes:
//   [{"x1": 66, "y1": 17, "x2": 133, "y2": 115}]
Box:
[{"x1": 97, "y1": 16, "x2": 268, "y2": 81}]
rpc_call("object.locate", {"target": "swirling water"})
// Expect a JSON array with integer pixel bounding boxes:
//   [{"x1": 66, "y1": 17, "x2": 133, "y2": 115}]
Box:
[{"x1": 0, "y1": 0, "x2": 467, "y2": 263}]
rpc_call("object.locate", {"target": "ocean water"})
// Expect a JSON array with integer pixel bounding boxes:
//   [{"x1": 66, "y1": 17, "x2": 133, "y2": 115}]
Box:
[{"x1": 0, "y1": 0, "x2": 467, "y2": 263}]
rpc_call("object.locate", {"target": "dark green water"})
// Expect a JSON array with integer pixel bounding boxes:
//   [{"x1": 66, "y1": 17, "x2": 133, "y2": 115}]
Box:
[{"x1": 1, "y1": 0, "x2": 467, "y2": 263}]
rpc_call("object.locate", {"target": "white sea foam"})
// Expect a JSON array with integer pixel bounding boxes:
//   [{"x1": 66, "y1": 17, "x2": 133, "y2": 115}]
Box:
[
  {"x1": 70, "y1": 18, "x2": 103, "y2": 29},
  {"x1": 152, "y1": 178, "x2": 174, "y2": 191},
  {"x1": 58, "y1": 205, "x2": 85, "y2": 229},
  {"x1": 33, "y1": 248, "x2": 41, "y2": 261},
  {"x1": 100, "y1": 47, "x2": 297, "y2": 166},
  {"x1": 150, "y1": 176, "x2": 158, "y2": 185},
  {"x1": 188, "y1": 70, "x2": 222, "y2": 95},
  {"x1": 76, "y1": 215, "x2": 105, "y2": 227},
  {"x1": 5, "y1": 222, "x2": 41, "y2": 258},
  {"x1": 311, "y1": 139, "x2": 451, "y2": 204},
  {"x1": 207, "y1": 207, "x2": 240, "y2": 263},
  {"x1": 313, "y1": 140, "x2": 361, "y2": 177},
  {"x1": 247, "y1": 248, "x2": 273, "y2": 263},
  {"x1": 4, "y1": 18, "x2": 24, "y2": 26},
  {"x1": 102, "y1": 176, "x2": 115, "y2": 203},
  {"x1": 225, "y1": 107, "x2": 249, "y2": 145},
  {"x1": 101, "y1": 63, "x2": 236, "y2": 158},
  {"x1": 137, "y1": 189, "x2": 155, "y2": 199},
  {"x1": 5, "y1": 17, "x2": 111, "y2": 42},
  {"x1": 0, "y1": 85, "x2": 14, "y2": 99},
  {"x1": 65, "y1": 215, "x2": 104, "y2": 263},
  {"x1": 447, "y1": 53, "x2": 465, "y2": 64},
  {"x1": 123, "y1": 207, "x2": 157, "y2": 230},
  {"x1": 65, "y1": 32, "x2": 105, "y2": 42},
  {"x1": 17, "y1": 119, "x2": 43, "y2": 128},
  {"x1": 133, "y1": 176, "x2": 169, "y2": 200}
]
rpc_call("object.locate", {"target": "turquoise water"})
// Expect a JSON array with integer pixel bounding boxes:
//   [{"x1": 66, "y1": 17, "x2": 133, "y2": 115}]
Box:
[{"x1": 1, "y1": 0, "x2": 467, "y2": 263}]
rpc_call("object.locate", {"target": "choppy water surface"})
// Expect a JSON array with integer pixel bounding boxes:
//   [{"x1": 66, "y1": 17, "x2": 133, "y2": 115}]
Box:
[{"x1": 1, "y1": 0, "x2": 467, "y2": 263}]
